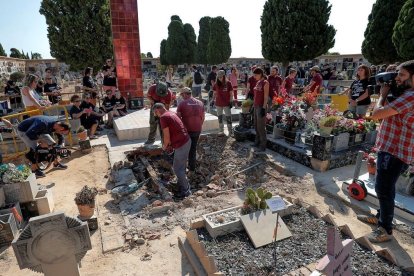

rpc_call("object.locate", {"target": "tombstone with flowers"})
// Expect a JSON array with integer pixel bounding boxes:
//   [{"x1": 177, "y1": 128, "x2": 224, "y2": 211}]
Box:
[{"x1": 279, "y1": 99, "x2": 306, "y2": 144}]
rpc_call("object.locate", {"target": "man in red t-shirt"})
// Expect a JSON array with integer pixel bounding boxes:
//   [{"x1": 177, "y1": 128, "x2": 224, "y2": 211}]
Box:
[
  {"x1": 283, "y1": 68, "x2": 297, "y2": 95},
  {"x1": 267, "y1": 66, "x2": 283, "y2": 99},
  {"x1": 245, "y1": 66, "x2": 258, "y2": 100},
  {"x1": 177, "y1": 87, "x2": 205, "y2": 173},
  {"x1": 305, "y1": 66, "x2": 323, "y2": 96},
  {"x1": 154, "y1": 103, "x2": 191, "y2": 199},
  {"x1": 145, "y1": 82, "x2": 173, "y2": 144}
]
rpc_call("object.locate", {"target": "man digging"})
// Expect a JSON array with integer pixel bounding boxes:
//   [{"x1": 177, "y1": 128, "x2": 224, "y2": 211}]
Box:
[{"x1": 153, "y1": 103, "x2": 191, "y2": 200}]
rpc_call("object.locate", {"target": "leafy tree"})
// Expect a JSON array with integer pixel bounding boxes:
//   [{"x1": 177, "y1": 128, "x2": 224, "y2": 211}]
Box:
[
  {"x1": 170, "y1": 15, "x2": 182, "y2": 23},
  {"x1": 141, "y1": 53, "x2": 146, "y2": 58},
  {"x1": 160, "y1": 39, "x2": 168, "y2": 65},
  {"x1": 207, "y1": 16, "x2": 232, "y2": 64},
  {"x1": 261, "y1": 0, "x2": 336, "y2": 68},
  {"x1": 146, "y1": 52, "x2": 153, "y2": 58},
  {"x1": 0, "y1": 43, "x2": 6, "y2": 56},
  {"x1": 39, "y1": 0, "x2": 112, "y2": 70},
  {"x1": 9, "y1": 71, "x2": 25, "y2": 82},
  {"x1": 165, "y1": 19, "x2": 187, "y2": 65},
  {"x1": 25, "y1": 52, "x2": 30, "y2": 59},
  {"x1": 393, "y1": 0, "x2": 414, "y2": 60},
  {"x1": 31, "y1": 52, "x2": 43, "y2": 59},
  {"x1": 196, "y1": 16, "x2": 211, "y2": 64},
  {"x1": 325, "y1": 51, "x2": 340, "y2": 55},
  {"x1": 10, "y1": 48, "x2": 22, "y2": 58},
  {"x1": 362, "y1": 0, "x2": 405, "y2": 64},
  {"x1": 183, "y1": 23, "x2": 197, "y2": 64}
]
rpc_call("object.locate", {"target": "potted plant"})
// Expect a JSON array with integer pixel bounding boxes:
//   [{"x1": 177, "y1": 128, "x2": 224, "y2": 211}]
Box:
[
  {"x1": 319, "y1": 116, "x2": 338, "y2": 136},
  {"x1": 241, "y1": 99, "x2": 253, "y2": 114},
  {"x1": 75, "y1": 185, "x2": 98, "y2": 219},
  {"x1": 76, "y1": 126, "x2": 88, "y2": 141},
  {"x1": 241, "y1": 187, "x2": 272, "y2": 215}
]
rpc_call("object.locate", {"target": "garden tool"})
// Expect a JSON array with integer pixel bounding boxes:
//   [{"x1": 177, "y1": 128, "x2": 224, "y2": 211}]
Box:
[{"x1": 347, "y1": 151, "x2": 368, "y2": 201}]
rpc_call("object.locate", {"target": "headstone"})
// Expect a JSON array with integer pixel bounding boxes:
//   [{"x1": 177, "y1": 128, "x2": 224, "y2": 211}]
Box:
[
  {"x1": 316, "y1": 227, "x2": 353, "y2": 276},
  {"x1": 12, "y1": 212, "x2": 92, "y2": 276},
  {"x1": 312, "y1": 134, "x2": 333, "y2": 161},
  {"x1": 240, "y1": 210, "x2": 292, "y2": 248},
  {"x1": 332, "y1": 133, "x2": 350, "y2": 152}
]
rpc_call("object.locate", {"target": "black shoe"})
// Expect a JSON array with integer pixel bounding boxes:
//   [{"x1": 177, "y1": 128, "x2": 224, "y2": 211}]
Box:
[
  {"x1": 54, "y1": 162, "x2": 68, "y2": 169},
  {"x1": 144, "y1": 140, "x2": 154, "y2": 145},
  {"x1": 34, "y1": 169, "x2": 45, "y2": 178},
  {"x1": 173, "y1": 191, "x2": 191, "y2": 201}
]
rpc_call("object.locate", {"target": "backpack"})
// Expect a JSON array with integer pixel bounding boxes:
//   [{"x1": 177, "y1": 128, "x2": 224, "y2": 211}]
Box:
[{"x1": 194, "y1": 70, "x2": 203, "y2": 85}]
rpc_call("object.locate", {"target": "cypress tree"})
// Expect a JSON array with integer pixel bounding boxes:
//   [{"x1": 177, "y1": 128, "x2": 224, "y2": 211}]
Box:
[
  {"x1": 160, "y1": 39, "x2": 168, "y2": 65},
  {"x1": 362, "y1": 0, "x2": 405, "y2": 64},
  {"x1": 146, "y1": 52, "x2": 153, "y2": 58},
  {"x1": 165, "y1": 18, "x2": 187, "y2": 65},
  {"x1": 183, "y1": 23, "x2": 197, "y2": 64},
  {"x1": 207, "y1": 16, "x2": 232, "y2": 64},
  {"x1": 0, "y1": 43, "x2": 6, "y2": 56},
  {"x1": 196, "y1": 16, "x2": 211, "y2": 64},
  {"x1": 10, "y1": 48, "x2": 22, "y2": 58},
  {"x1": 40, "y1": 0, "x2": 112, "y2": 70},
  {"x1": 261, "y1": 0, "x2": 335, "y2": 67},
  {"x1": 393, "y1": 0, "x2": 414, "y2": 60}
]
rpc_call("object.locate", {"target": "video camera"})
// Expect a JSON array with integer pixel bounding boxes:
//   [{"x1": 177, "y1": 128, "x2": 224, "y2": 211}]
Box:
[
  {"x1": 367, "y1": 72, "x2": 403, "y2": 102},
  {"x1": 26, "y1": 146, "x2": 71, "y2": 167}
]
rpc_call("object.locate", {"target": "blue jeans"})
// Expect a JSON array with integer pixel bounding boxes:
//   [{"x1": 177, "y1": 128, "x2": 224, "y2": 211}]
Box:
[
  {"x1": 188, "y1": 132, "x2": 200, "y2": 172},
  {"x1": 173, "y1": 139, "x2": 191, "y2": 196},
  {"x1": 375, "y1": 151, "x2": 408, "y2": 233}
]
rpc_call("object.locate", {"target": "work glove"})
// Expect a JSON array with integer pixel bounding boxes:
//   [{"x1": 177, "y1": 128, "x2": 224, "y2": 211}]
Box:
[{"x1": 260, "y1": 107, "x2": 266, "y2": 118}]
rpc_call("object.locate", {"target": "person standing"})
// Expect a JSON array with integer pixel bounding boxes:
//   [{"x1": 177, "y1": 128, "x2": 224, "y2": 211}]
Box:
[
  {"x1": 213, "y1": 70, "x2": 233, "y2": 135},
  {"x1": 229, "y1": 67, "x2": 239, "y2": 107},
  {"x1": 358, "y1": 60, "x2": 414, "y2": 243},
  {"x1": 145, "y1": 82, "x2": 172, "y2": 145},
  {"x1": 282, "y1": 68, "x2": 297, "y2": 95},
  {"x1": 4, "y1": 80, "x2": 22, "y2": 106},
  {"x1": 177, "y1": 87, "x2": 205, "y2": 173},
  {"x1": 191, "y1": 66, "x2": 204, "y2": 100},
  {"x1": 252, "y1": 68, "x2": 269, "y2": 152},
  {"x1": 153, "y1": 103, "x2": 191, "y2": 200},
  {"x1": 343, "y1": 64, "x2": 371, "y2": 117},
  {"x1": 304, "y1": 66, "x2": 323, "y2": 96},
  {"x1": 102, "y1": 58, "x2": 117, "y2": 95},
  {"x1": 44, "y1": 76, "x2": 62, "y2": 104},
  {"x1": 267, "y1": 66, "x2": 283, "y2": 99},
  {"x1": 205, "y1": 65, "x2": 217, "y2": 93},
  {"x1": 245, "y1": 66, "x2": 258, "y2": 100}
]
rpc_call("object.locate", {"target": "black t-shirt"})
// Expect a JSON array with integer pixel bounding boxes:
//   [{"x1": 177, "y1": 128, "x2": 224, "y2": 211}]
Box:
[
  {"x1": 102, "y1": 65, "x2": 117, "y2": 87},
  {"x1": 111, "y1": 96, "x2": 127, "y2": 113},
  {"x1": 44, "y1": 83, "x2": 60, "y2": 104},
  {"x1": 82, "y1": 76, "x2": 95, "y2": 89},
  {"x1": 350, "y1": 79, "x2": 370, "y2": 105},
  {"x1": 102, "y1": 96, "x2": 114, "y2": 111},
  {"x1": 35, "y1": 85, "x2": 43, "y2": 94},
  {"x1": 5, "y1": 85, "x2": 20, "y2": 95},
  {"x1": 80, "y1": 101, "x2": 95, "y2": 110},
  {"x1": 322, "y1": 68, "x2": 332, "y2": 80}
]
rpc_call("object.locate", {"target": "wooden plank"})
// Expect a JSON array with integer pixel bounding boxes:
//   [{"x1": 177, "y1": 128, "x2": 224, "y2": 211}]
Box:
[
  {"x1": 178, "y1": 237, "x2": 207, "y2": 276},
  {"x1": 139, "y1": 156, "x2": 172, "y2": 200}
]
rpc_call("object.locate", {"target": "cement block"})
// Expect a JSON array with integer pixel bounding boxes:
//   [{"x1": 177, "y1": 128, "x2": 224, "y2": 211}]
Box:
[
  {"x1": 2, "y1": 173, "x2": 39, "y2": 203},
  {"x1": 34, "y1": 189, "x2": 54, "y2": 215},
  {"x1": 0, "y1": 213, "x2": 18, "y2": 246},
  {"x1": 0, "y1": 202, "x2": 23, "y2": 229},
  {"x1": 203, "y1": 206, "x2": 243, "y2": 238}
]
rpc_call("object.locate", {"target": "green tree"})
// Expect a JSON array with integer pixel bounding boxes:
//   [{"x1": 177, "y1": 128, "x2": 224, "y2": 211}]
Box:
[
  {"x1": 393, "y1": 0, "x2": 414, "y2": 60},
  {"x1": 196, "y1": 16, "x2": 211, "y2": 64},
  {"x1": 261, "y1": 0, "x2": 335, "y2": 68},
  {"x1": 141, "y1": 53, "x2": 146, "y2": 58},
  {"x1": 31, "y1": 52, "x2": 43, "y2": 59},
  {"x1": 207, "y1": 16, "x2": 232, "y2": 64},
  {"x1": 10, "y1": 48, "x2": 22, "y2": 58},
  {"x1": 170, "y1": 15, "x2": 182, "y2": 23},
  {"x1": 0, "y1": 43, "x2": 6, "y2": 56},
  {"x1": 25, "y1": 52, "x2": 30, "y2": 59},
  {"x1": 166, "y1": 19, "x2": 187, "y2": 65},
  {"x1": 362, "y1": 0, "x2": 405, "y2": 64},
  {"x1": 183, "y1": 23, "x2": 197, "y2": 64},
  {"x1": 160, "y1": 39, "x2": 168, "y2": 65},
  {"x1": 146, "y1": 52, "x2": 153, "y2": 58},
  {"x1": 39, "y1": 0, "x2": 112, "y2": 70},
  {"x1": 9, "y1": 71, "x2": 25, "y2": 82}
]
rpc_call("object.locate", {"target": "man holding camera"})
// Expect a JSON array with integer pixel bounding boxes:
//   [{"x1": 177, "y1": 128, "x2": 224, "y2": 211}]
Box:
[
  {"x1": 17, "y1": 116, "x2": 71, "y2": 178},
  {"x1": 359, "y1": 60, "x2": 414, "y2": 243}
]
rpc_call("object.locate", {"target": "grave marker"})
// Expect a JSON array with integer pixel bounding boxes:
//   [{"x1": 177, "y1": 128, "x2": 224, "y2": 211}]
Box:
[
  {"x1": 12, "y1": 212, "x2": 91, "y2": 276},
  {"x1": 316, "y1": 227, "x2": 353, "y2": 276}
]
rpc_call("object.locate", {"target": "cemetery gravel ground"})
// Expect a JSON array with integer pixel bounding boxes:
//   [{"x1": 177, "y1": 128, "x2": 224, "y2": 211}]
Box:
[{"x1": 0, "y1": 141, "x2": 413, "y2": 275}]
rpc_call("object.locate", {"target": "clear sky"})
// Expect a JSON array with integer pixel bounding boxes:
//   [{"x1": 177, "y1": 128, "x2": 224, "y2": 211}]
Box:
[{"x1": 0, "y1": 0, "x2": 376, "y2": 59}]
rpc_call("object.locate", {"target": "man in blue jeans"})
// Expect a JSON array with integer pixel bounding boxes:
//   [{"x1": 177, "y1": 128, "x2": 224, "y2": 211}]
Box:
[
  {"x1": 358, "y1": 60, "x2": 414, "y2": 243},
  {"x1": 153, "y1": 103, "x2": 191, "y2": 200}
]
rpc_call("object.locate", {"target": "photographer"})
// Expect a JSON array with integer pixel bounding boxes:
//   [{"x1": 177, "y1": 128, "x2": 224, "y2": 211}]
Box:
[
  {"x1": 358, "y1": 60, "x2": 414, "y2": 243},
  {"x1": 17, "y1": 116, "x2": 71, "y2": 178}
]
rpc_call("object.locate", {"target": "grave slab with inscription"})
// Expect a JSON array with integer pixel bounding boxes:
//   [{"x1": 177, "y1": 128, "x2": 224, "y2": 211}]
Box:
[
  {"x1": 12, "y1": 211, "x2": 92, "y2": 276},
  {"x1": 316, "y1": 227, "x2": 353, "y2": 276}
]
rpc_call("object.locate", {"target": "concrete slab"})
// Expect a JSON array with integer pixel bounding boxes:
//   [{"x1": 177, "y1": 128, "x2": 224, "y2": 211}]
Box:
[
  {"x1": 102, "y1": 232, "x2": 124, "y2": 254},
  {"x1": 240, "y1": 209, "x2": 292, "y2": 248},
  {"x1": 210, "y1": 107, "x2": 242, "y2": 121},
  {"x1": 114, "y1": 107, "x2": 219, "y2": 141}
]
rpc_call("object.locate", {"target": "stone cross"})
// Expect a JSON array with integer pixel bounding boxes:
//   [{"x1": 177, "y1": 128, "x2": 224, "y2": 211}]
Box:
[
  {"x1": 12, "y1": 212, "x2": 92, "y2": 276},
  {"x1": 316, "y1": 227, "x2": 353, "y2": 276}
]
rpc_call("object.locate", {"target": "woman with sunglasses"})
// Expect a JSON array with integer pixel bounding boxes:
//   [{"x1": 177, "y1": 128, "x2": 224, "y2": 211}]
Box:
[{"x1": 21, "y1": 74, "x2": 49, "y2": 113}]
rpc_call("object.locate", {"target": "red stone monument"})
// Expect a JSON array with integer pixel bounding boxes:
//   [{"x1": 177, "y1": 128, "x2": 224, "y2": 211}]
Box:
[{"x1": 109, "y1": 0, "x2": 143, "y2": 99}]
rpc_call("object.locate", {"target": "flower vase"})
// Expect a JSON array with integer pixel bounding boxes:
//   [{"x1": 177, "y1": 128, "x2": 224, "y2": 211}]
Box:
[
  {"x1": 273, "y1": 126, "x2": 284, "y2": 139},
  {"x1": 284, "y1": 128, "x2": 297, "y2": 144}
]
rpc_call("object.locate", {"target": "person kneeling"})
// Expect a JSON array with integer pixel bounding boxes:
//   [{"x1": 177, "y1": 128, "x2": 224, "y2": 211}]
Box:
[
  {"x1": 69, "y1": 94, "x2": 102, "y2": 139},
  {"x1": 112, "y1": 90, "x2": 128, "y2": 117}
]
